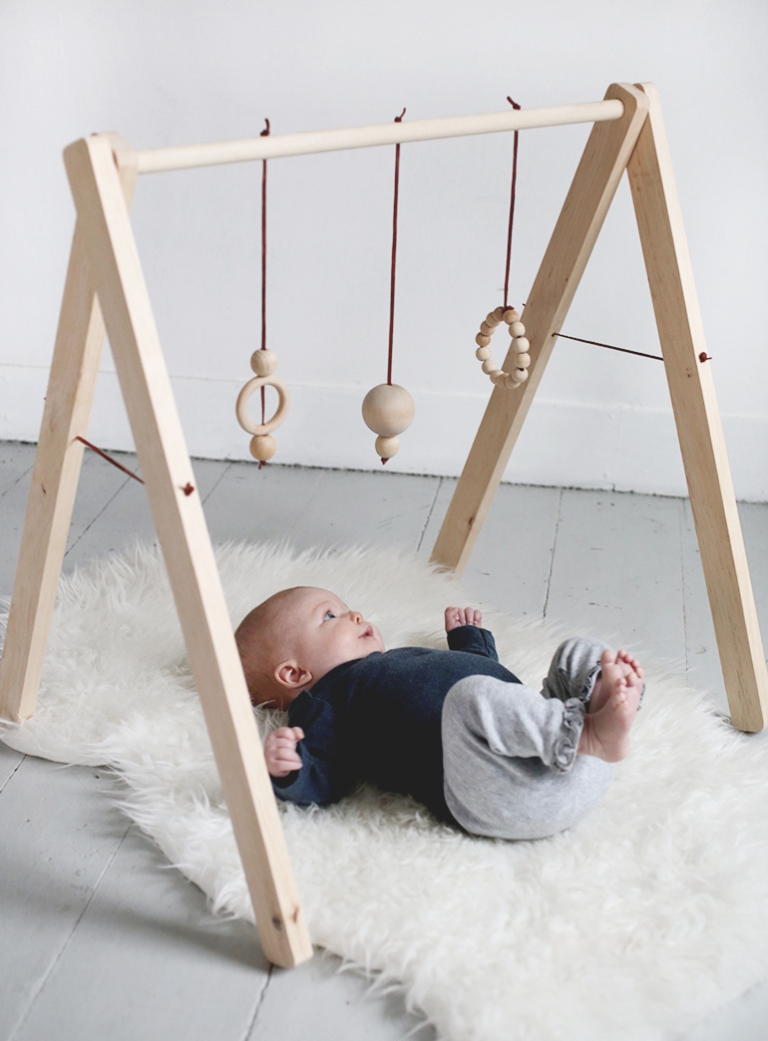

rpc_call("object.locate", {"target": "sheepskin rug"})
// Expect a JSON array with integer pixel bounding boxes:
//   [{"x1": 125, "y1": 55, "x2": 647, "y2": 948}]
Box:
[{"x1": 3, "y1": 541, "x2": 768, "y2": 1041}]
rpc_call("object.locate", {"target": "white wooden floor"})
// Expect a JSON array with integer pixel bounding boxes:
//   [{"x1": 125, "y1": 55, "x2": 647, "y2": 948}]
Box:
[{"x1": 2, "y1": 439, "x2": 768, "y2": 1041}]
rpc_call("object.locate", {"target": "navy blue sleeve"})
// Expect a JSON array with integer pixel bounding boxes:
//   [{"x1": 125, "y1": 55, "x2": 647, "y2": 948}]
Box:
[
  {"x1": 270, "y1": 694, "x2": 355, "y2": 807},
  {"x1": 446, "y1": 625, "x2": 499, "y2": 661}
]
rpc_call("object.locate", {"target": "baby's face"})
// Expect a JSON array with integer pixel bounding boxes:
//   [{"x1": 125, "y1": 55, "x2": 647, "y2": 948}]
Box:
[{"x1": 279, "y1": 588, "x2": 384, "y2": 687}]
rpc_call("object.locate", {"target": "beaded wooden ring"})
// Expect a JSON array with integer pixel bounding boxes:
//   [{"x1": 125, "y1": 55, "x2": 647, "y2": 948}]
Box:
[
  {"x1": 236, "y1": 369, "x2": 291, "y2": 462},
  {"x1": 474, "y1": 306, "x2": 531, "y2": 389}
]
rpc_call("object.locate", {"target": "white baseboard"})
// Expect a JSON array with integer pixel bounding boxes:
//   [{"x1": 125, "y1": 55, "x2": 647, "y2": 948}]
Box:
[{"x1": 2, "y1": 364, "x2": 766, "y2": 501}]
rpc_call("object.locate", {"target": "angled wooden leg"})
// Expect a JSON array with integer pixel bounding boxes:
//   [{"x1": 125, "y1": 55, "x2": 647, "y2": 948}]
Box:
[
  {"x1": 0, "y1": 137, "x2": 137, "y2": 721},
  {"x1": 430, "y1": 83, "x2": 650, "y2": 575},
  {"x1": 627, "y1": 83, "x2": 768, "y2": 732},
  {"x1": 63, "y1": 133, "x2": 312, "y2": 967}
]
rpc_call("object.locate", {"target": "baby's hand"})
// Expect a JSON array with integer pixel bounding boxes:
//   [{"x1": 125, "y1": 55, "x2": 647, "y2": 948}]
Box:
[
  {"x1": 445, "y1": 606, "x2": 483, "y2": 632},
  {"x1": 264, "y1": 726, "x2": 305, "y2": 778}
]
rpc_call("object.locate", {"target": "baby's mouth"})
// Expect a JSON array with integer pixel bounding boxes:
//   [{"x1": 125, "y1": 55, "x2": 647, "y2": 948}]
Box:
[{"x1": 361, "y1": 625, "x2": 374, "y2": 639}]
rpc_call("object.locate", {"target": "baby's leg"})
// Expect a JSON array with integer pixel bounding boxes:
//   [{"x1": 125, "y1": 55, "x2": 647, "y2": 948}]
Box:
[{"x1": 442, "y1": 675, "x2": 614, "y2": 840}]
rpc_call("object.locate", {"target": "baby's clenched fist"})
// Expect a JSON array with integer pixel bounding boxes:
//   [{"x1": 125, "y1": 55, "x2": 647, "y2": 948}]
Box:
[{"x1": 264, "y1": 726, "x2": 305, "y2": 777}]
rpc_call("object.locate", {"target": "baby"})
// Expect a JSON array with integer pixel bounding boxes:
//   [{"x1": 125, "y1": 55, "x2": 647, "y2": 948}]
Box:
[{"x1": 235, "y1": 586, "x2": 644, "y2": 840}]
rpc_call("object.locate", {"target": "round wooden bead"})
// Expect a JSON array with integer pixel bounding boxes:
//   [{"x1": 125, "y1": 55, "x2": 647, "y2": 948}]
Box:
[
  {"x1": 515, "y1": 352, "x2": 531, "y2": 368},
  {"x1": 362, "y1": 383, "x2": 415, "y2": 437},
  {"x1": 481, "y1": 358, "x2": 498, "y2": 374},
  {"x1": 250, "y1": 349, "x2": 278, "y2": 376},
  {"x1": 504, "y1": 373, "x2": 519, "y2": 389},
  {"x1": 503, "y1": 308, "x2": 520, "y2": 324},
  {"x1": 491, "y1": 371, "x2": 507, "y2": 386},
  {"x1": 488, "y1": 370, "x2": 503, "y2": 382},
  {"x1": 480, "y1": 321, "x2": 495, "y2": 336},
  {"x1": 375, "y1": 435, "x2": 400, "y2": 459},
  {"x1": 509, "y1": 321, "x2": 526, "y2": 338},
  {"x1": 476, "y1": 346, "x2": 492, "y2": 361},
  {"x1": 486, "y1": 312, "x2": 501, "y2": 327},
  {"x1": 476, "y1": 332, "x2": 492, "y2": 347},
  {"x1": 514, "y1": 367, "x2": 529, "y2": 383},
  {"x1": 493, "y1": 306, "x2": 505, "y2": 321},
  {"x1": 249, "y1": 434, "x2": 276, "y2": 462},
  {"x1": 513, "y1": 336, "x2": 530, "y2": 353}
]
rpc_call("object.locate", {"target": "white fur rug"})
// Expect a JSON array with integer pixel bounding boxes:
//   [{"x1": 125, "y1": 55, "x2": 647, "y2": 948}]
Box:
[{"x1": 3, "y1": 541, "x2": 768, "y2": 1041}]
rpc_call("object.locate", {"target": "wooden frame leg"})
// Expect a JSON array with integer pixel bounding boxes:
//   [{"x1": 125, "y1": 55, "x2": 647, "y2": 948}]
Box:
[
  {"x1": 430, "y1": 83, "x2": 650, "y2": 575},
  {"x1": 0, "y1": 137, "x2": 137, "y2": 721},
  {"x1": 627, "y1": 83, "x2": 768, "y2": 732},
  {"x1": 62, "y1": 133, "x2": 312, "y2": 967}
]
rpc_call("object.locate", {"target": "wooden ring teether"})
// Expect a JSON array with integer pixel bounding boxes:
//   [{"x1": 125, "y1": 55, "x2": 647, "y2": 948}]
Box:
[{"x1": 236, "y1": 374, "x2": 291, "y2": 436}]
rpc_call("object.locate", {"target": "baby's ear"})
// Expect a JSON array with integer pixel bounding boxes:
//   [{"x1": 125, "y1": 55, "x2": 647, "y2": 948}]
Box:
[{"x1": 275, "y1": 661, "x2": 313, "y2": 690}]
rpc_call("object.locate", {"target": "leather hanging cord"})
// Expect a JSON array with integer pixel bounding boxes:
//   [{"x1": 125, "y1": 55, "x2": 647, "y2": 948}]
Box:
[
  {"x1": 259, "y1": 119, "x2": 270, "y2": 433},
  {"x1": 387, "y1": 108, "x2": 406, "y2": 386},
  {"x1": 76, "y1": 436, "x2": 144, "y2": 484},
  {"x1": 503, "y1": 97, "x2": 521, "y2": 310},
  {"x1": 553, "y1": 332, "x2": 663, "y2": 361}
]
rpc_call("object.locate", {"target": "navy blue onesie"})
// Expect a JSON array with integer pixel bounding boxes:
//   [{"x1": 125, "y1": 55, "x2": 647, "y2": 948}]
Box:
[{"x1": 272, "y1": 625, "x2": 520, "y2": 823}]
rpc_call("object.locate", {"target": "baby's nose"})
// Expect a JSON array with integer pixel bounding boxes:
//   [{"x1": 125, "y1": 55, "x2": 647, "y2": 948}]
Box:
[{"x1": 349, "y1": 610, "x2": 363, "y2": 624}]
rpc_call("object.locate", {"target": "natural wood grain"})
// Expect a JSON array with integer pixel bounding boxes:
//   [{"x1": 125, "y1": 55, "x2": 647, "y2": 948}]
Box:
[
  {"x1": 0, "y1": 136, "x2": 137, "y2": 721},
  {"x1": 136, "y1": 100, "x2": 624, "y2": 173},
  {"x1": 627, "y1": 82, "x2": 768, "y2": 732},
  {"x1": 431, "y1": 83, "x2": 650, "y2": 576},
  {"x1": 62, "y1": 133, "x2": 312, "y2": 967}
]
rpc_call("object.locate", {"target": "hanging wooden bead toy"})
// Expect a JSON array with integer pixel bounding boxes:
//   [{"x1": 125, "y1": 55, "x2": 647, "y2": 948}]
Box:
[
  {"x1": 235, "y1": 119, "x2": 291, "y2": 466},
  {"x1": 473, "y1": 97, "x2": 531, "y2": 391},
  {"x1": 361, "y1": 109, "x2": 415, "y2": 464}
]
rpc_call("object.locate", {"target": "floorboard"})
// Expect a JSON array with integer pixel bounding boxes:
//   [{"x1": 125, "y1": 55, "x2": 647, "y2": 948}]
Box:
[
  {"x1": 0, "y1": 749, "x2": 132, "y2": 1040},
  {"x1": 12, "y1": 822, "x2": 269, "y2": 1041}
]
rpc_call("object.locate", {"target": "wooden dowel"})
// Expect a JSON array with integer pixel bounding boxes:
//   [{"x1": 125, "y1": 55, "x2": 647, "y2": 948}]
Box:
[{"x1": 136, "y1": 100, "x2": 624, "y2": 174}]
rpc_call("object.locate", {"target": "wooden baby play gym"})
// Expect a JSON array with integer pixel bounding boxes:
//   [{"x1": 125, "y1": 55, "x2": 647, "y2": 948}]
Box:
[{"x1": 1, "y1": 82, "x2": 766, "y2": 969}]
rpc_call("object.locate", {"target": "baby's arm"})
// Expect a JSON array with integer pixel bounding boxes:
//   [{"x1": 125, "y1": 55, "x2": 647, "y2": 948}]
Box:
[
  {"x1": 445, "y1": 606, "x2": 483, "y2": 632},
  {"x1": 264, "y1": 726, "x2": 305, "y2": 778}
]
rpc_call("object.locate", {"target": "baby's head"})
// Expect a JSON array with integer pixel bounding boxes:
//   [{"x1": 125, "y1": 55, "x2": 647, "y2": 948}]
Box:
[{"x1": 235, "y1": 586, "x2": 384, "y2": 708}]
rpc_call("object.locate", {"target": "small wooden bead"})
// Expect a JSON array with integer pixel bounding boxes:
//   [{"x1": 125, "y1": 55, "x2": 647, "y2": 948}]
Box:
[
  {"x1": 491, "y1": 371, "x2": 507, "y2": 386},
  {"x1": 249, "y1": 434, "x2": 276, "y2": 461},
  {"x1": 486, "y1": 312, "x2": 501, "y2": 327},
  {"x1": 475, "y1": 346, "x2": 492, "y2": 361},
  {"x1": 375, "y1": 435, "x2": 400, "y2": 459},
  {"x1": 480, "y1": 321, "x2": 495, "y2": 336},
  {"x1": 488, "y1": 370, "x2": 503, "y2": 383},
  {"x1": 513, "y1": 367, "x2": 529, "y2": 383},
  {"x1": 503, "y1": 309, "x2": 519, "y2": 324},
  {"x1": 362, "y1": 383, "x2": 415, "y2": 437},
  {"x1": 481, "y1": 358, "x2": 498, "y2": 374},
  {"x1": 509, "y1": 321, "x2": 526, "y2": 338},
  {"x1": 250, "y1": 349, "x2": 278, "y2": 376},
  {"x1": 513, "y1": 336, "x2": 530, "y2": 353},
  {"x1": 476, "y1": 332, "x2": 492, "y2": 347},
  {"x1": 504, "y1": 373, "x2": 519, "y2": 389},
  {"x1": 515, "y1": 353, "x2": 531, "y2": 368},
  {"x1": 493, "y1": 306, "x2": 505, "y2": 321}
]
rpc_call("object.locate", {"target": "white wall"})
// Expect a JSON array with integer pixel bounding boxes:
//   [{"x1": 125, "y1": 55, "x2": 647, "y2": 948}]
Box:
[{"x1": 1, "y1": 0, "x2": 766, "y2": 499}]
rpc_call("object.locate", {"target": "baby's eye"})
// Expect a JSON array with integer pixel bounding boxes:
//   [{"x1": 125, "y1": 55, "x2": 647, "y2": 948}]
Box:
[{"x1": 323, "y1": 610, "x2": 336, "y2": 621}]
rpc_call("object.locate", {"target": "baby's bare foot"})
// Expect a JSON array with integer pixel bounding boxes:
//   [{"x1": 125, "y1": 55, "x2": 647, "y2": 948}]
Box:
[
  {"x1": 578, "y1": 649, "x2": 643, "y2": 762},
  {"x1": 589, "y1": 647, "x2": 643, "y2": 713}
]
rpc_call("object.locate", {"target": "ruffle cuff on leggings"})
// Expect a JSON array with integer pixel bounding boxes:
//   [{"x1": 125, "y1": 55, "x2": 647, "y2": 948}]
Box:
[{"x1": 552, "y1": 698, "x2": 584, "y2": 773}]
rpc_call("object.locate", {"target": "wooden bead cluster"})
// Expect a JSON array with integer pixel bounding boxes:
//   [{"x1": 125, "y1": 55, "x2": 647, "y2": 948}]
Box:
[
  {"x1": 474, "y1": 307, "x2": 531, "y2": 389},
  {"x1": 361, "y1": 383, "x2": 415, "y2": 463},
  {"x1": 235, "y1": 349, "x2": 291, "y2": 462}
]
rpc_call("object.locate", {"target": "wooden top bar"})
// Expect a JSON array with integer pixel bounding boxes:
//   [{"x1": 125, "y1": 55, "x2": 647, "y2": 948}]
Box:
[{"x1": 135, "y1": 99, "x2": 624, "y2": 174}]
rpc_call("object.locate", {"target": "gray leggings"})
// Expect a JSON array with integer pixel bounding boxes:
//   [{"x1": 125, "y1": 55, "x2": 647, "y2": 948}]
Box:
[{"x1": 442, "y1": 638, "x2": 615, "y2": 840}]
